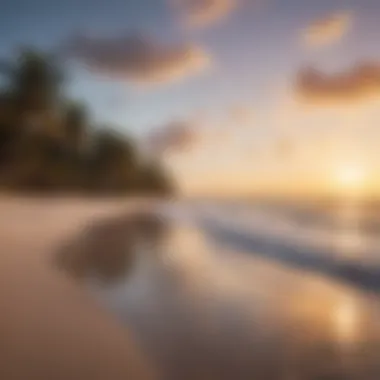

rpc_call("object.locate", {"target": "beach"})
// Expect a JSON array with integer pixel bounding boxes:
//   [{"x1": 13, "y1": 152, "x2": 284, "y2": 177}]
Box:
[
  {"x1": 0, "y1": 198, "x2": 156, "y2": 380},
  {"x1": 2, "y1": 198, "x2": 380, "y2": 379}
]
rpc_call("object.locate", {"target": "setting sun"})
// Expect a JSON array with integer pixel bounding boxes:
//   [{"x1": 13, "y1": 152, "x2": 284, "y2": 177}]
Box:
[{"x1": 333, "y1": 164, "x2": 368, "y2": 193}]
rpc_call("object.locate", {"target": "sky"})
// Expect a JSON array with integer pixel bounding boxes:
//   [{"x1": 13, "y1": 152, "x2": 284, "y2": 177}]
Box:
[{"x1": 1, "y1": 0, "x2": 380, "y2": 196}]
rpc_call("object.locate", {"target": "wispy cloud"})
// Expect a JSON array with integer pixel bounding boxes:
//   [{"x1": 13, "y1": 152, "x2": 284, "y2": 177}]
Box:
[
  {"x1": 302, "y1": 11, "x2": 352, "y2": 47},
  {"x1": 228, "y1": 105, "x2": 255, "y2": 127},
  {"x1": 173, "y1": 0, "x2": 236, "y2": 28},
  {"x1": 145, "y1": 120, "x2": 200, "y2": 155},
  {"x1": 295, "y1": 63, "x2": 380, "y2": 105},
  {"x1": 63, "y1": 33, "x2": 210, "y2": 86}
]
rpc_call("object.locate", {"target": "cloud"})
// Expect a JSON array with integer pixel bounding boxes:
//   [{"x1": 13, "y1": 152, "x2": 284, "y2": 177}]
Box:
[
  {"x1": 144, "y1": 104, "x2": 256, "y2": 158},
  {"x1": 275, "y1": 137, "x2": 294, "y2": 159},
  {"x1": 229, "y1": 105, "x2": 255, "y2": 126},
  {"x1": 145, "y1": 120, "x2": 200, "y2": 155},
  {"x1": 302, "y1": 11, "x2": 352, "y2": 47},
  {"x1": 294, "y1": 63, "x2": 380, "y2": 105},
  {"x1": 63, "y1": 33, "x2": 210, "y2": 85},
  {"x1": 174, "y1": 0, "x2": 235, "y2": 28}
]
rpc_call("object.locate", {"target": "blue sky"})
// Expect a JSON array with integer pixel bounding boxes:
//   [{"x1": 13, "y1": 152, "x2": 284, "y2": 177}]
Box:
[{"x1": 0, "y1": 0, "x2": 370, "y2": 131}]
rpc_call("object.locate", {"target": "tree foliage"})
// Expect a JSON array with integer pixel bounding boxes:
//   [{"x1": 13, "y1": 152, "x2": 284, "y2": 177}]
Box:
[{"x1": 0, "y1": 48, "x2": 174, "y2": 196}]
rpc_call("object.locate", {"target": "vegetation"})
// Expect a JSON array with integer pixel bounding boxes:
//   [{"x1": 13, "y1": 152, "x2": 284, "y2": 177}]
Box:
[{"x1": 0, "y1": 48, "x2": 174, "y2": 196}]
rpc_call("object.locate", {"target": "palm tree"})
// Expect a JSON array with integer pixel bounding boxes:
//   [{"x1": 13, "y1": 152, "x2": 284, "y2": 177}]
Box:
[
  {"x1": 11, "y1": 48, "x2": 62, "y2": 110},
  {"x1": 88, "y1": 129, "x2": 138, "y2": 192},
  {"x1": 138, "y1": 160, "x2": 176, "y2": 195},
  {"x1": 0, "y1": 48, "x2": 63, "y2": 135},
  {"x1": 63, "y1": 101, "x2": 88, "y2": 151},
  {"x1": 0, "y1": 46, "x2": 174, "y2": 196}
]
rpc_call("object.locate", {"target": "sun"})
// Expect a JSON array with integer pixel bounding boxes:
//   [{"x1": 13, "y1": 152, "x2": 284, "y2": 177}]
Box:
[
  {"x1": 337, "y1": 166, "x2": 365, "y2": 186},
  {"x1": 333, "y1": 164, "x2": 367, "y2": 193}
]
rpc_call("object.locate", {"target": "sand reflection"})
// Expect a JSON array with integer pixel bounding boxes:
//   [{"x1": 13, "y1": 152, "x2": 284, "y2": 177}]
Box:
[
  {"x1": 56, "y1": 209, "x2": 380, "y2": 380},
  {"x1": 333, "y1": 295, "x2": 360, "y2": 347}
]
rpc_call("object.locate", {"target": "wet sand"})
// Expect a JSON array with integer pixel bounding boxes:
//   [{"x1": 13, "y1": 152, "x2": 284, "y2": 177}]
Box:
[
  {"x1": 3, "y1": 198, "x2": 380, "y2": 380},
  {"x1": 57, "y1": 202, "x2": 380, "y2": 380},
  {"x1": 0, "y1": 198, "x2": 157, "y2": 380}
]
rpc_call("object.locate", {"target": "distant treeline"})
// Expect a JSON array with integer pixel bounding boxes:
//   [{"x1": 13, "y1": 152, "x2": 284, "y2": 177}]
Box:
[{"x1": 0, "y1": 48, "x2": 174, "y2": 196}]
